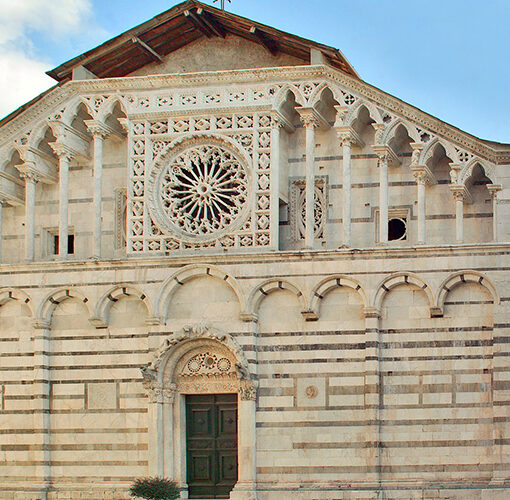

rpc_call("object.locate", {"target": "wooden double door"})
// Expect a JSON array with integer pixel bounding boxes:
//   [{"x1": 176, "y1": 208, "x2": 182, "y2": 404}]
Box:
[{"x1": 186, "y1": 394, "x2": 238, "y2": 499}]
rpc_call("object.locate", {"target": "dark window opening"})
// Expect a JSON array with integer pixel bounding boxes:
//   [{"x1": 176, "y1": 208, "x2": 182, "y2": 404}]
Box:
[
  {"x1": 388, "y1": 218, "x2": 407, "y2": 241},
  {"x1": 53, "y1": 234, "x2": 75, "y2": 255}
]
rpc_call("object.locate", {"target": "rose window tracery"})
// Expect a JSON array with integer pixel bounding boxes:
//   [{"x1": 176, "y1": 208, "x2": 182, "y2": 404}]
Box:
[{"x1": 154, "y1": 142, "x2": 249, "y2": 239}]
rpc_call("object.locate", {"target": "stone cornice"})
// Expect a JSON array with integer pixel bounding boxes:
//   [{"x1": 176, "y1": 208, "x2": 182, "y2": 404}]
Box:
[
  {"x1": 1, "y1": 242, "x2": 510, "y2": 275},
  {"x1": 0, "y1": 64, "x2": 508, "y2": 164}
]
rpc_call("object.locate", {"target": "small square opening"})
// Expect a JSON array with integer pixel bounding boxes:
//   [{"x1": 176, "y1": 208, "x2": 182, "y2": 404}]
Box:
[{"x1": 53, "y1": 234, "x2": 75, "y2": 255}]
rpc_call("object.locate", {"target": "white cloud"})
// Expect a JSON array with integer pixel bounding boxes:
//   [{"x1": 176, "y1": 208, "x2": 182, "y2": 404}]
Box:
[
  {"x1": 0, "y1": 0, "x2": 93, "y2": 45},
  {"x1": 0, "y1": 0, "x2": 95, "y2": 119}
]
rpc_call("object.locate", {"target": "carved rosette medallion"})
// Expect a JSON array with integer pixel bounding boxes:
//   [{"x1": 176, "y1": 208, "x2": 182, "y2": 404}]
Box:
[{"x1": 149, "y1": 138, "x2": 251, "y2": 242}]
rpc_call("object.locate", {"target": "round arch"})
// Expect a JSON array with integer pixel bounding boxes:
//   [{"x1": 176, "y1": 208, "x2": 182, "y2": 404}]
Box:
[
  {"x1": 307, "y1": 275, "x2": 368, "y2": 318},
  {"x1": 93, "y1": 285, "x2": 152, "y2": 328},
  {"x1": 37, "y1": 288, "x2": 93, "y2": 326},
  {"x1": 155, "y1": 264, "x2": 245, "y2": 323},
  {"x1": 371, "y1": 272, "x2": 434, "y2": 313},
  {"x1": 140, "y1": 324, "x2": 257, "y2": 493},
  {"x1": 435, "y1": 270, "x2": 499, "y2": 314},
  {"x1": 0, "y1": 288, "x2": 34, "y2": 316},
  {"x1": 245, "y1": 278, "x2": 307, "y2": 319}
]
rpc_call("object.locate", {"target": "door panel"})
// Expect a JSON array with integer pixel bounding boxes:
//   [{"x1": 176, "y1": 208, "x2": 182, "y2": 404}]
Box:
[{"x1": 186, "y1": 394, "x2": 238, "y2": 499}]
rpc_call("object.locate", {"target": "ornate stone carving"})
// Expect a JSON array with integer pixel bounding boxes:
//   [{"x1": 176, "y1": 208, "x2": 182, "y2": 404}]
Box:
[
  {"x1": 239, "y1": 382, "x2": 257, "y2": 401},
  {"x1": 153, "y1": 142, "x2": 249, "y2": 238},
  {"x1": 290, "y1": 178, "x2": 326, "y2": 241}
]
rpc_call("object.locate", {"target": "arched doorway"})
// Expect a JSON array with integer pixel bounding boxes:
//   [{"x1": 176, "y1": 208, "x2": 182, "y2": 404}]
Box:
[{"x1": 141, "y1": 325, "x2": 257, "y2": 499}]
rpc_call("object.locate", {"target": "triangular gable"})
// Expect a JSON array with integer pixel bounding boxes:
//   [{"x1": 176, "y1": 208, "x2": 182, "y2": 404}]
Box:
[{"x1": 46, "y1": 0, "x2": 359, "y2": 82}]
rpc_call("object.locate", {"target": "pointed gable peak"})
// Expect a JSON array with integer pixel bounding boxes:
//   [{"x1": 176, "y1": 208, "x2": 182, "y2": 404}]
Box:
[{"x1": 47, "y1": 0, "x2": 359, "y2": 82}]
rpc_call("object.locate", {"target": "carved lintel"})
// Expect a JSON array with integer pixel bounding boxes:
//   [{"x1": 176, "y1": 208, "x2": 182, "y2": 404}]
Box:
[{"x1": 372, "y1": 144, "x2": 400, "y2": 168}]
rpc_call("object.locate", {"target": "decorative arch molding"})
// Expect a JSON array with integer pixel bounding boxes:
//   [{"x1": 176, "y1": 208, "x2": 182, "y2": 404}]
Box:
[
  {"x1": 343, "y1": 99, "x2": 383, "y2": 127},
  {"x1": 272, "y1": 84, "x2": 307, "y2": 109},
  {"x1": 435, "y1": 271, "x2": 499, "y2": 316},
  {"x1": 36, "y1": 288, "x2": 93, "y2": 328},
  {"x1": 0, "y1": 288, "x2": 34, "y2": 316},
  {"x1": 381, "y1": 118, "x2": 421, "y2": 145},
  {"x1": 307, "y1": 82, "x2": 346, "y2": 108},
  {"x1": 244, "y1": 278, "x2": 307, "y2": 321},
  {"x1": 141, "y1": 324, "x2": 253, "y2": 402},
  {"x1": 26, "y1": 121, "x2": 53, "y2": 148},
  {"x1": 307, "y1": 275, "x2": 368, "y2": 319},
  {"x1": 91, "y1": 286, "x2": 153, "y2": 328},
  {"x1": 458, "y1": 158, "x2": 497, "y2": 186},
  {"x1": 96, "y1": 95, "x2": 128, "y2": 122},
  {"x1": 140, "y1": 324, "x2": 258, "y2": 494},
  {"x1": 420, "y1": 137, "x2": 458, "y2": 166},
  {"x1": 371, "y1": 272, "x2": 435, "y2": 316},
  {"x1": 155, "y1": 264, "x2": 245, "y2": 323}
]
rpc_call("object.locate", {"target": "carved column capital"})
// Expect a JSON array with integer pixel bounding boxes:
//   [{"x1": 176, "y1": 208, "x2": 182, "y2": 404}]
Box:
[
  {"x1": 335, "y1": 126, "x2": 364, "y2": 147},
  {"x1": 296, "y1": 107, "x2": 328, "y2": 129},
  {"x1": 450, "y1": 185, "x2": 473, "y2": 204},
  {"x1": 372, "y1": 144, "x2": 400, "y2": 167},
  {"x1": 411, "y1": 165, "x2": 436, "y2": 186},
  {"x1": 84, "y1": 119, "x2": 111, "y2": 139},
  {"x1": 49, "y1": 142, "x2": 77, "y2": 162},
  {"x1": 16, "y1": 163, "x2": 41, "y2": 183},
  {"x1": 487, "y1": 184, "x2": 502, "y2": 199},
  {"x1": 239, "y1": 381, "x2": 258, "y2": 401}
]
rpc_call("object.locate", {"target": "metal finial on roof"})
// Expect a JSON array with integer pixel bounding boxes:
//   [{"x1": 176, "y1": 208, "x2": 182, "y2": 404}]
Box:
[{"x1": 213, "y1": 0, "x2": 231, "y2": 11}]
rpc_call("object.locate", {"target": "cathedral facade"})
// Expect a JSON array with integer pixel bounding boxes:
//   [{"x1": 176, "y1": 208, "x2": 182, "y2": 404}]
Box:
[{"x1": 1, "y1": 1, "x2": 509, "y2": 499}]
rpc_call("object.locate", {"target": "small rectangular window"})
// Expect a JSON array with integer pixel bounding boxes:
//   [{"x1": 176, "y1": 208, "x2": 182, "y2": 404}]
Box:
[{"x1": 52, "y1": 233, "x2": 74, "y2": 255}]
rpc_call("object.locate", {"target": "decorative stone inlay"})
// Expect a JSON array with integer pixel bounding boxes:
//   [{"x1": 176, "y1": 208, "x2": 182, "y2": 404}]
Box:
[
  {"x1": 182, "y1": 352, "x2": 234, "y2": 378},
  {"x1": 305, "y1": 385, "x2": 318, "y2": 399},
  {"x1": 290, "y1": 178, "x2": 326, "y2": 241}
]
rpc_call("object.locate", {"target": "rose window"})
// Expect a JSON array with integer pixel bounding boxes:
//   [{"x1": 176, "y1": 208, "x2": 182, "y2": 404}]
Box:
[{"x1": 154, "y1": 143, "x2": 249, "y2": 238}]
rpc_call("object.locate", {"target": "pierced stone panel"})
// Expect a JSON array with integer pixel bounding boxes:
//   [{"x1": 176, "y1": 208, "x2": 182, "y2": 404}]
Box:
[
  {"x1": 290, "y1": 178, "x2": 326, "y2": 240},
  {"x1": 127, "y1": 113, "x2": 274, "y2": 254},
  {"x1": 154, "y1": 142, "x2": 249, "y2": 239}
]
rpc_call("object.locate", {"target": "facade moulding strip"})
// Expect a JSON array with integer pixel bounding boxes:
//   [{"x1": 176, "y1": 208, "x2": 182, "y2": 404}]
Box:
[{"x1": 0, "y1": 64, "x2": 507, "y2": 163}]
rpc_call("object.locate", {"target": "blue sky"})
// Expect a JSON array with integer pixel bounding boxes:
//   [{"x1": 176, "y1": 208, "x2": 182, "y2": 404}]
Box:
[{"x1": 1, "y1": 0, "x2": 508, "y2": 143}]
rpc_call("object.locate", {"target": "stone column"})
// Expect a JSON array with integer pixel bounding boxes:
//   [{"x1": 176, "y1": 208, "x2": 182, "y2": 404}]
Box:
[
  {"x1": 377, "y1": 153, "x2": 389, "y2": 244},
  {"x1": 231, "y1": 383, "x2": 258, "y2": 500},
  {"x1": 336, "y1": 128, "x2": 363, "y2": 248},
  {"x1": 86, "y1": 121, "x2": 111, "y2": 259},
  {"x1": 300, "y1": 114, "x2": 319, "y2": 249},
  {"x1": 450, "y1": 186, "x2": 471, "y2": 243},
  {"x1": 0, "y1": 200, "x2": 4, "y2": 263},
  {"x1": 17, "y1": 167, "x2": 40, "y2": 262},
  {"x1": 270, "y1": 117, "x2": 283, "y2": 251},
  {"x1": 50, "y1": 147, "x2": 75, "y2": 260},
  {"x1": 488, "y1": 184, "x2": 502, "y2": 242},
  {"x1": 411, "y1": 166, "x2": 435, "y2": 245}
]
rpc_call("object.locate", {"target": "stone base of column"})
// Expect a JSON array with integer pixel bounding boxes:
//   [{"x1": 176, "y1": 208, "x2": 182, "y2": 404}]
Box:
[{"x1": 230, "y1": 482, "x2": 258, "y2": 500}]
